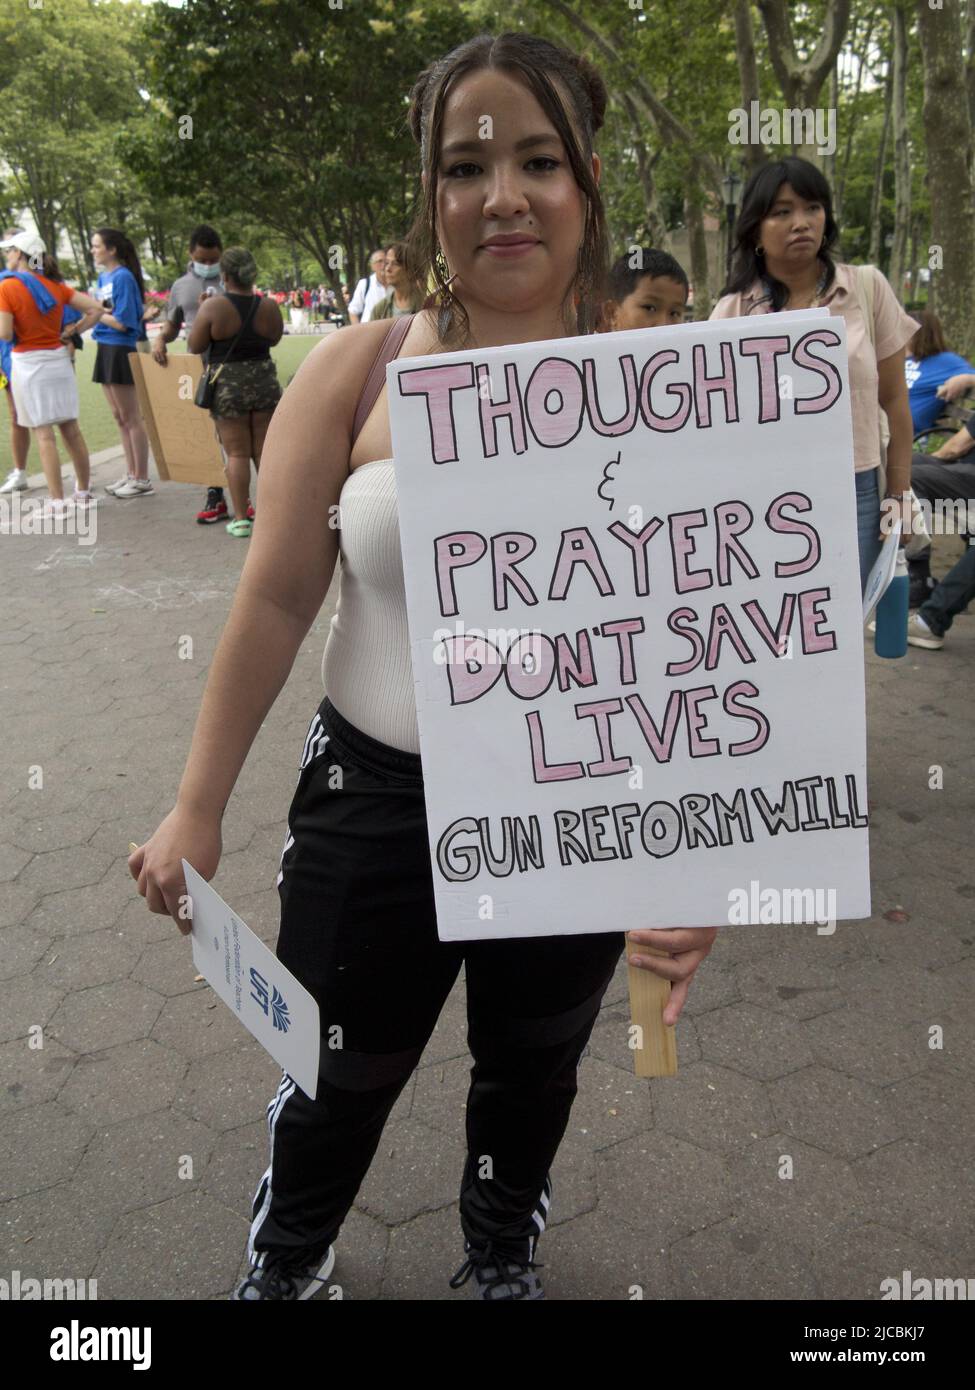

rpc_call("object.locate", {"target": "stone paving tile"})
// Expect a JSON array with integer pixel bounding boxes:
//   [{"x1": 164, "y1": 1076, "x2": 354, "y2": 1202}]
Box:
[
  {"x1": 357, "y1": 1118, "x2": 467, "y2": 1226},
  {"x1": 0, "y1": 1179, "x2": 121, "y2": 1280},
  {"x1": 725, "y1": 1133, "x2": 868, "y2": 1248},
  {"x1": 809, "y1": 1221, "x2": 953, "y2": 1300},
  {"x1": 0, "y1": 1036, "x2": 77, "y2": 1115},
  {"x1": 0, "y1": 1102, "x2": 95, "y2": 1200},
  {"x1": 130, "y1": 938, "x2": 209, "y2": 997},
  {"x1": 694, "y1": 1002, "x2": 814, "y2": 1080},
  {"x1": 73, "y1": 1109, "x2": 218, "y2": 1218},
  {"x1": 596, "y1": 1132, "x2": 733, "y2": 1244},
  {"x1": 58, "y1": 1039, "x2": 187, "y2": 1125},
  {"x1": 767, "y1": 1065, "x2": 901, "y2": 1160},
  {"x1": 39, "y1": 926, "x2": 144, "y2": 992},
  {"x1": 800, "y1": 1006, "x2": 932, "y2": 1086},
  {"x1": 852, "y1": 1139, "x2": 975, "y2": 1250},
  {"x1": 668, "y1": 1218, "x2": 820, "y2": 1299},
  {"x1": 22, "y1": 875, "x2": 134, "y2": 938},
  {"x1": 0, "y1": 921, "x2": 53, "y2": 978},
  {"x1": 0, "y1": 977, "x2": 65, "y2": 1045},
  {"x1": 151, "y1": 987, "x2": 250, "y2": 1058},
  {"x1": 542, "y1": 1208, "x2": 672, "y2": 1300},
  {"x1": 92, "y1": 1191, "x2": 247, "y2": 1300},
  {"x1": 47, "y1": 979, "x2": 163, "y2": 1053},
  {"x1": 650, "y1": 1060, "x2": 777, "y2": 1154},
  {"x1": 172, "y1": 1043, "x2": 280, "y2": 1132}
]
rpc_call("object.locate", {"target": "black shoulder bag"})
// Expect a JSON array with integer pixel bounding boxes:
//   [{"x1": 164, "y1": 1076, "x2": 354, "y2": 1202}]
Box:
[{"x1": 194, "y1": 297, "x2": 260, "y2": 409}]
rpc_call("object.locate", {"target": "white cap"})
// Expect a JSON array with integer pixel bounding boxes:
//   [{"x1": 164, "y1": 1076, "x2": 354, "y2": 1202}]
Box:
[{"x1": 0, "y1": 230, "x2": 47, "y2": 259}]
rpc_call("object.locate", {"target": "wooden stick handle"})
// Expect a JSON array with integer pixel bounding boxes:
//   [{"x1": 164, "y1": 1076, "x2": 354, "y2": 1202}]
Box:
[{"x1": 626, "y1": 937, "x2": 678, "y2": 1077}]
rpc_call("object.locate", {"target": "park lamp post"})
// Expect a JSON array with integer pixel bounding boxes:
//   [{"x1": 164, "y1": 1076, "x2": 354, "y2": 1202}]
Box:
[{"x1": 721, "y1": 168, "x2": 743, "y2": 280}]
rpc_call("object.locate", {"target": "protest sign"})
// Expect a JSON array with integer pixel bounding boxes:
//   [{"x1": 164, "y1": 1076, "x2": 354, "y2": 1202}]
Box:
[
  {"x1": 388, "y1": 310, "x2": 870, "y2": 942},
  {"x1": 128, "y1": 351, "x2": 226, "y2": 486}
]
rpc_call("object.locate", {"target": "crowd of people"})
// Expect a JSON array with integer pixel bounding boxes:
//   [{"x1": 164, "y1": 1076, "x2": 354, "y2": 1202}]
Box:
[{"x1": 0, "y1": 168, "x2": 972, "y2": 623}]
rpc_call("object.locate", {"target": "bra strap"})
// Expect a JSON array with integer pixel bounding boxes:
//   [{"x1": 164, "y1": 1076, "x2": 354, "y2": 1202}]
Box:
[{"x1": 351, "y1": 313, "x2": 415, "y2": 445}]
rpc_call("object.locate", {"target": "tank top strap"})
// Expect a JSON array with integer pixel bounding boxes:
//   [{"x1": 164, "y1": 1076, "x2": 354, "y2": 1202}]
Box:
[{"x1": 351, "y1": 312, "x2": 415, "y2": 445}]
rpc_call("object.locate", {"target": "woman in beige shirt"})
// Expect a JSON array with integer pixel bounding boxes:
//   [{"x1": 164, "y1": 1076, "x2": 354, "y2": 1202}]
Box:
[{"x1": 711, "y1": 156, "x2": 916, "y2": 594}]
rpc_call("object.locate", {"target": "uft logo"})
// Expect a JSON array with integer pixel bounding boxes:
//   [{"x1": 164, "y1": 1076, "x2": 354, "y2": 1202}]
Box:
[{"x1": 249, "y1": 967, "x2": 291, "y2": 1033}]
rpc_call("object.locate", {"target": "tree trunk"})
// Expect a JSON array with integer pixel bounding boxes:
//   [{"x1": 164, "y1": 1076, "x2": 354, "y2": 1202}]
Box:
[
  {"x1": 758, "y1": 0, "x2": 852, "y2": 162},
  {"x1": 867, "y1": 67, "x2": 892, "y2": 266},
  {"x1": 621, "y1": 92, "x2": 669, "y2": 248},
  {"x1": 917, "y1": 0, "x2": 975, "y2": 357},
  {"x1": 685, "y1": 163, "x2": 712, "y2": 319},
  {"x1": 733, "y1": 0, "x2": 765, "y2": 173},
  {"x1": 888, "y1": 3, "x2": 911, "y2": 300},
  {"x1": 835, "y1": 8, "x2": 876, "y2": 222}
]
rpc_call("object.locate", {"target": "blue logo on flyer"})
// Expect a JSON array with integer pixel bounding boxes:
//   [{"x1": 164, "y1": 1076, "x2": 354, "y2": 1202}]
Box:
[{"x1": 249, "y1": 967, "x2": 291, "y2": 1033}]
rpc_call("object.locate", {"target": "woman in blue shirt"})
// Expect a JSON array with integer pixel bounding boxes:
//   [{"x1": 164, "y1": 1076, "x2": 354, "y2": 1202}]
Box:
[
  {"x1": 905, "y1": 310, "x2": 973, "y2": 436},
  {"x1": 91, "y1": 227, "x2": 153, "y2": 499}
]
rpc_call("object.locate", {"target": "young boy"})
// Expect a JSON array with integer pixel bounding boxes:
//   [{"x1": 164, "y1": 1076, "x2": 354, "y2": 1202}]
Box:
[{"x1": 598, "y1": 247, "x2": 689, "y2": 332}]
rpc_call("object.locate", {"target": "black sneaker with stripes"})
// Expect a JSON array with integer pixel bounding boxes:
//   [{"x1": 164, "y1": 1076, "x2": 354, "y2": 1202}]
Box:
[
  {"x1": 449, "y1": 1241, "x2": 545, "y2": 1300},
  {"x1": 232, "y1": 1246, "x2": 336, "y2": 1300}
]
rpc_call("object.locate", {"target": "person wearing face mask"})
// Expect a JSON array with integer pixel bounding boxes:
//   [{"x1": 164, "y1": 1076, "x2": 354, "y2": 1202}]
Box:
[
  {"x1": 152, "y1": 224, "x2": 234, "y2": 525},
  {"x1": 130, "y1": 31, "x2": 719, "y2": 1302}
]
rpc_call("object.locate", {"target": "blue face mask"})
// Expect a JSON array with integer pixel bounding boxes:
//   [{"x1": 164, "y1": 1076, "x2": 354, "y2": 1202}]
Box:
[{"x1": 193, "y1": 260, "x2": 221, "y2": 278}]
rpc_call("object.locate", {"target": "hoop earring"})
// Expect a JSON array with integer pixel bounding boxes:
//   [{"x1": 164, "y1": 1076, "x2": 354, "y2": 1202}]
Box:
[{"x1": 755, "y1": 245, "x2": 765, "y2": 257}]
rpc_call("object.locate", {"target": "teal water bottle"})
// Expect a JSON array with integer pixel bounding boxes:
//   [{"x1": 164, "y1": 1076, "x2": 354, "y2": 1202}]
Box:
[{"x1": 874, "y1": 550, "x2": 909, "y2": 657}]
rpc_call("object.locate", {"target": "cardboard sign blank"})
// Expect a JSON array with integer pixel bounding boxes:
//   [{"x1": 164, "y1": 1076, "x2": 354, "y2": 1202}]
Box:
[{"x1": 128, "y1": 351, "x2": 226, "y2": 486}]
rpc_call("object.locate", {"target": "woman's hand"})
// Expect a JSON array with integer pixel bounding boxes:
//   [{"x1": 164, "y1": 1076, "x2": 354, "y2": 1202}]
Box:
[
  {"x1": 936, "y1": 373, "x2": 975, "y2": 403},
  {"x1": 879, "y1": 491, "x2": 913, "y2": 545},
  {"x1": 128, "y1": 804, "x2": 223, "y2": 936},
  {"x1": 626, "y1": 926, "x2": 719, "y2": 1026}
]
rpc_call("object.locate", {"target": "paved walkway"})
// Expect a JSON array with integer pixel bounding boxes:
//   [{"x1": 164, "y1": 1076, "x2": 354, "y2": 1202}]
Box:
[{"x1": 1, "y1": 455, "x2": 972, "y2": 1300}]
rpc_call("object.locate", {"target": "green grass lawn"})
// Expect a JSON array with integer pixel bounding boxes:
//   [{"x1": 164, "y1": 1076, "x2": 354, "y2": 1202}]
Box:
[{"x1": 5, "y1": 334, "x2": 323, "y2": 477}]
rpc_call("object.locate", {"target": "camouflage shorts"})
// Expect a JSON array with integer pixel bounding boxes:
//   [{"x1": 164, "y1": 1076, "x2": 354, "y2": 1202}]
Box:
[{"x1": 210, "y1": 358, "x2": 282, "y2": 417}]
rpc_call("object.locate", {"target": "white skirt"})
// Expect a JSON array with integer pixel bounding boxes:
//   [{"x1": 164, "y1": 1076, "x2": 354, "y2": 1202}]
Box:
[{"x1": 10, "y1": 346, "x2": 79, "y2": 427}]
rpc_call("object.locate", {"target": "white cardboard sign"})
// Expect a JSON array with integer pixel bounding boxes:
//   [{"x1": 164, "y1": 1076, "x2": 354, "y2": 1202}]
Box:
[{"x1": 388, "y1": 311, "x2": 870, "y2": 940}]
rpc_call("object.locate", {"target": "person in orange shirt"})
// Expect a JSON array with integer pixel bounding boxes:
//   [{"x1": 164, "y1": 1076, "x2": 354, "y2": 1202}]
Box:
[{"x1": 0, "y1": 232, "x2": 104, "y2": 512}]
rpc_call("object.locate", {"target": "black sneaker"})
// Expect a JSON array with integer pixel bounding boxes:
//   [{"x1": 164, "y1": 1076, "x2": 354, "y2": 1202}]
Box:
[
  {"x1": 906, "y1": 575, "x2": 934, "y2": 608},
  {"x1": 232, "y1": 1246, "x2": 336, "y2": 1300},
  {"x1": 197, "y1": 487, "x2": 228, "y2": 525},
  {"x1": 449, "y1": 1241, "x2": 545, "y2": 1300}
]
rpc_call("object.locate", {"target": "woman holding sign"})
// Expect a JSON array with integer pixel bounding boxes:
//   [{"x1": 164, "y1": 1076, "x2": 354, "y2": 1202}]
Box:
[
  {"x1": 711, "y1": 157, "x2": 917, "y2": 594},
  {"x1": 129, "y1": 31, "x2": 718, "y2": 1301}
]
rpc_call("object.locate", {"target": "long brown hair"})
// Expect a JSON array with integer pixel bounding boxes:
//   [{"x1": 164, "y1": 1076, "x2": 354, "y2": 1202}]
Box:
[
  {"x1": 94, "y1": 226, "x2": 146, "y2": 300},
  {"x1": 403, "y1": 31, "x2": 610, "y2": 347},
  {"x1": 909, "y1": 310, "x2": 949, "y2": 360}
]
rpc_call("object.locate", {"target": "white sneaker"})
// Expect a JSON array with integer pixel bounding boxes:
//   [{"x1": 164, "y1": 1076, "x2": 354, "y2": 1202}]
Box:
[
  {"x1": 0, "y1": 468, "x2": 28, "y2": 494},
  {"x1": 113, "y1": 478, "x2": 155, "y2": 498},
  {"x1": 105, "y1": 475, "x2": 134, "y2": 495},
  {"x1": 40, "y1": 496, "x2": 72, "y2": 517},
  {"x1": 71, "y1": 488, "x2": 97, "y2": 508},
  {"x1": 906, "y1": 613, "x2": 944, "y2": 650}
]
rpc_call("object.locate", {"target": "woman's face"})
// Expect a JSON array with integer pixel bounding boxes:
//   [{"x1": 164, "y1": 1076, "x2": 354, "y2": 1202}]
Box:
[
  {"x1": 433, "y1": 68, "x2": 597, "y2": 319},
  {"x1": 91, "y1": 233, "x2": 109, "y2": 265},
  {"x1": 756, "y1": 182, "x2": 826, "y2": 270},
  {"x1": 384, "y1": 250, "x2": 403, "y2": 288}
]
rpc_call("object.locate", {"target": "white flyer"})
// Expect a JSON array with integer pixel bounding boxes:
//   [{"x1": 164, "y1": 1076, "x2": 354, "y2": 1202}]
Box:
[
  {"x1": 184, "y1": 860, "x2": 320, "y2": 1098},
  {"x1": 862, "y1": 518, "x2": 902, "y2": 622}
]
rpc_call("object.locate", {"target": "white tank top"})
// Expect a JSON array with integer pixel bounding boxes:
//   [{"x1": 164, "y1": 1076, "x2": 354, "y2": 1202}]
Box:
[{"x1": 320, "y1": 458, "x2": 419, "y2": 753}]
